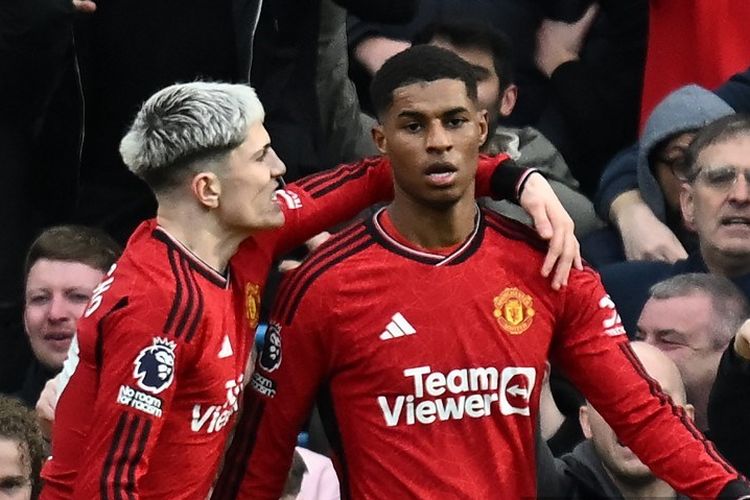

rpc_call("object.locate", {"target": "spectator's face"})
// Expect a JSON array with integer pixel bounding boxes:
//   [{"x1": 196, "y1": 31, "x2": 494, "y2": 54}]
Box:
[
  {"x1": 216, "y1": 121, "x2": 287, "y2": 233},
  {"x1": 372, "y1": 78, "x2": 488, "y2": 209},
  {"x1": 681, "y1": 134, "x2": 750, "y2": 266},
  {"x1": 580, "y1": 344, "x2": 691, "y2": 483},
  {"x1": 636, "y1": 294, "x2": 722, "y2": 404},
  {"x1": 652, "y1": 132, "x2": 695, "y2": 213},
  {"x1": 24, "y1": 259, "x2": 104, "y2": 370},
  {"x1": 429, "y1": 39, "x2": 503, "y2": 125},
  {"x1": 0, "y1": 438, "x2": 32, "y2": 500}
]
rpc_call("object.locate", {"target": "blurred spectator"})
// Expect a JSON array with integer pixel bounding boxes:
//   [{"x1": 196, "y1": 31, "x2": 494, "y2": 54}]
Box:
[
  {"x1": 538, "y1": 342, "x2": 693, "y2": 499},
  {"x1": 640, "y1": 1, "x2": 750, "y2": 127},
  {"x1": 280, "y1": 450, "x2": 307, "y2": 500},
  {"x1": 600, "y1": 114, "x2": 750, "y2": 335},
  {"x1": 0, "y1": 0, "x2": 81, "y2": 371},
  {"x1": 316, "y1": 3, "x2": 602, "y2": 236},
  {"x1": 0, "y1": 395, "x2": 46, "y2": 500},
  {"x1": 9, "y1": 226, "x2": 120, "y2": 407},
  {"x1": 534, "y1": 0, "x2": 648, "y2": 197},
  {"x1": 586, "y1": 85, "x2": 734, "y2": 266},
  {"x1": 635, "y1": 274, "x2": 748, "y2": 430}
]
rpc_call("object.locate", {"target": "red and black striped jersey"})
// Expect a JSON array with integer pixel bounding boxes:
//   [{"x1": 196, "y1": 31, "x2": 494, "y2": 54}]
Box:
[
  {"x1": 41, "y1": 155, "x2": 517, "y2": 499},
  {"x1": 219, "y1": 208, "x2": 747, "y2": 500}
]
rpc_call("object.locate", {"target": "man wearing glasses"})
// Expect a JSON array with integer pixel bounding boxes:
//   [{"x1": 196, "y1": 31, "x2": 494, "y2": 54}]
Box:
[{"x1": 600, "y1": 113, "x2": 750, "y2": 337}]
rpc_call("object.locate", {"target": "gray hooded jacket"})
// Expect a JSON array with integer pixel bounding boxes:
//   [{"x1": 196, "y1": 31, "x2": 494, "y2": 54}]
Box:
[{"x1": 637, "y1": 84, "x2": 734, "y2": 222}]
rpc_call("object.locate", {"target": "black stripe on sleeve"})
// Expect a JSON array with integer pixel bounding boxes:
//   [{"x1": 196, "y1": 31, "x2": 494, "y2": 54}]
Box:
[
  {"x1": 185, "y1": 282, "x2": 204, "y2": 343},
  {"x1": 174, "y1": 256, "x2": 196, "y2": 339},
  {"x1": 125, "y1": 419, "x2": 152, "y2": 500},
  {"x1": 308, "y1": 165, "x2": 371, "y2": 199},
  {"x1": 164, "y1": 249, "x2": 183, "y2": 335},
  {"x1": 113, "y1": 415, "x2": 141, "y2": 500},
  {"x1": 101, "y1": 413, "x2": 129, "y2": 500}
]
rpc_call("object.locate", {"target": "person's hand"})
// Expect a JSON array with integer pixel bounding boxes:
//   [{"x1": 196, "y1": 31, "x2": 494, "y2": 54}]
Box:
[
  {"x1": 278, "y1": 232, "x2": 332, "y2": 272},
  {"x1": 734, "y1": 319, "x2": 750, "y2": 361},
  {"x1": 72, "y1": 0, "x2": 97, "y2": 13},
  {"x1": 535, "y1": 3, "x2": 599, "y2": 78},
  {"x1": 518, "y1": 172, "x2": 582, "y2": 289},
  {"x1": 610, "y1": 190, "x2": 688, "y2": 262},
  {"x1": 36, "y1": 376, "x2": 59, "y2": 440},
  {"x1": 354, "y1": 36, "x2": 411, "y2": 75}
]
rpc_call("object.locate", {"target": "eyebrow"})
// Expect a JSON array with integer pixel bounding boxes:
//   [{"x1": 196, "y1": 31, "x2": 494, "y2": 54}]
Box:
[
  {"x1": 470, "y1": 65, "x2": 491, "y2": 79},
  {"x1": 397, "y1": 107, "x2": 470, "y2": 120}
]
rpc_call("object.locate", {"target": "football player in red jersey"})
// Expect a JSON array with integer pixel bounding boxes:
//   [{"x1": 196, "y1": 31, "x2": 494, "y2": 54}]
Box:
[
  {"x1": 39, "y1": 80, "x2": 578, "y2": 499},
  {"x1": 217, "y1": 46, "x2": 750, "y2": 499}
]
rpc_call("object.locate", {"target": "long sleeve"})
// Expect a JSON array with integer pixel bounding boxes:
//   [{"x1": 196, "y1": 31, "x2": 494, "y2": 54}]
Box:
[
  {"x1": 551, "y1": 268, "x2": 749, "y2": 499},
  {"x1": 265, "y1": 154, "x2": 516, "y2": 257},
  {"x1": 593, "y1": 144, "x2": 639, "y2": 221}
]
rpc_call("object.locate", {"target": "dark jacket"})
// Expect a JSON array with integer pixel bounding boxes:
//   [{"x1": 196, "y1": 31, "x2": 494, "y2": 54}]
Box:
[
  {"x1": 708, "y1": 344, "x2": 750, "y2": 478},
  {"x1": 537, "y1": 439, "x2": 687, "y2": 499}
]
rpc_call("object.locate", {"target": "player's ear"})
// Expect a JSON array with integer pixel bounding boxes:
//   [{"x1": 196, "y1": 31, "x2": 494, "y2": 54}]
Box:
[
  {"x1": 499, "y1": 83, "x2": 517, "y2": 118},
  {"x1": 579, "y1": 405, "x2": 593, "y2": 439},
  {"x1": 372, "y1": 124, "x2": 388, "y2": 155},
  {"x1": 192, "y1": 172, "x2": 221, "y2": 209},
  {"x1": 477, "y1": 109, "x2": 489, "y2": 145}
]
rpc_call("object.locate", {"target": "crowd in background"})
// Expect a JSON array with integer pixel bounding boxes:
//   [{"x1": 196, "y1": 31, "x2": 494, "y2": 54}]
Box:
[{"x1": 4, "y1": 0, "x2": 750, "y2": 498}]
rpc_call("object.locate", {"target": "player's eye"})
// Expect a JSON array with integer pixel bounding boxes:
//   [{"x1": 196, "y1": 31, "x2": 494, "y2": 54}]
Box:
[
  {"x1": 27, "y1": 294, "x2": 49, "y2": 305},
  {"x1": 404, "y1": 122, "x2": 422, "y2": 133},
  {"x1": 446, "y1": 117, "x2": 467, "y2": 128}
]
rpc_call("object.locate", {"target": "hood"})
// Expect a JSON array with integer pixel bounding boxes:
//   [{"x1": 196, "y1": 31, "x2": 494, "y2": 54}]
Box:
[{"x1": 637, "y1": 85, "x2": 734, "y2": 221}]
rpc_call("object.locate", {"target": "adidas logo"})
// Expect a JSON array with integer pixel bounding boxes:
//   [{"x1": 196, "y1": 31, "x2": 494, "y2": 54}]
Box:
[
  {"x1": 379, "y1": 313, "x2": 416, "y2": 340},
  {"x1": 218, "y1": 335, "x2": 234, "y2": 359}
]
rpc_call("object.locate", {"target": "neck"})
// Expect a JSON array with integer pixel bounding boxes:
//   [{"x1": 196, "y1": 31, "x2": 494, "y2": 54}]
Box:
[
  {"x1": 156, "y1": 205, "x2": 245, "y2": 273},
  {"x1": 609, "y1": 472, "x2": 675, "y2": 499},
  {"x1": 701, "y1": 243, "x2": 750, "y2": 277},
  {"x1": 387, "y1": 190, "x2": 477, "y2": 249}
]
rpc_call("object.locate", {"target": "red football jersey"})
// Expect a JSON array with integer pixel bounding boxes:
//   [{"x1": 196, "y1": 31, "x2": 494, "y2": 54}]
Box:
[
  {"x1": 41, "y1": 155, "x2": 511, "y2": 499},
  {"x1": 219, "y1": 208, "x2": 744, "y2": 499}
]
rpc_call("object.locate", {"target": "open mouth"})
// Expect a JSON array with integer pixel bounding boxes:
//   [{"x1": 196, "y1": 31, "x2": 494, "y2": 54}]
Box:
[
  {"x1": 720, "y1": 216, "x2": 750, "y2": 227},
  {"x1": 424, "y1": 162, "x2": 458, "y2": 186}
]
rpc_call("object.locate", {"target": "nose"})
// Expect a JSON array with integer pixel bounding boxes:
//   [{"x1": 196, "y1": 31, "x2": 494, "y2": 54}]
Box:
[
  {"x1": 47, "y1": 295, "x2": 73, "y2": 322},
  {"x1": 425, "y1": 122, "x2": 452, "y2": 153},
  {"x1": 728, "y1": 172, "x2": 750, "y2": 204},
  {"x1": 268, "y1": 148, "x2": 286, "y2": 179}
]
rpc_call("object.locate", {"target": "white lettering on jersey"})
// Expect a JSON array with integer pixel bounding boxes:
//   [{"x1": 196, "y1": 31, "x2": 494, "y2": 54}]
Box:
[
  {"x1": 190, "y1": 375, "x2": 244, "y2": 434},
  {"x1": 84, "y1": 263, "x2": 117, "y2": 318},
  {"x1": 55, "y1": 335, "x2": 81, "y2": 404},
  {"x1": 378, "y1": 366, "x2": 536, "y2": 427},
  {"x1": 274, "y1": 190, "x2": 302, "y2": 210},
  {"x1": 598, "y1": 295, "x2": 626, "y2": 337}
]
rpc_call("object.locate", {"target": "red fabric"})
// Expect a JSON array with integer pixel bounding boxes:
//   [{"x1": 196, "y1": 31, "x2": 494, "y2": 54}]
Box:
[
  {"x1": 224, "y1": 210, "x2": 741, "y2": 499},
  {"x1": 641, "y1": 0, "x2": 750, "y2": 127}
]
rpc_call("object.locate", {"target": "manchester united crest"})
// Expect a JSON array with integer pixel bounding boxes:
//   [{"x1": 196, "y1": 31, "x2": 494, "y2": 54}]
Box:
[
  {"x1": 245, "y1": 282, "x2": 261, "y2": 330},
  {"x1": 493, "y1": 287, "x2": 535, "y2": 335}
]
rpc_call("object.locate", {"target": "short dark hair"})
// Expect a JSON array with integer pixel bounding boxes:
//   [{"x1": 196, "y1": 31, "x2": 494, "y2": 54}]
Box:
[
  {"x1": 369, "y1": 45, "x2": 479, "y2": 120},
  {"x1": 685, "y1": 113, "x2": 748, "y2": 180},
  {"x1": 24, "y1": 225, "x2": 122, "y2": 280},
  {"x1": 413, "y1": 21, "x2": 515, "y2": 90},
  {"x1": 648, "y1": 273, "x2": 749, "y2": 349},
  {"x1": 0, "y1": 396, "x2": 46, "y2": 499}
]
